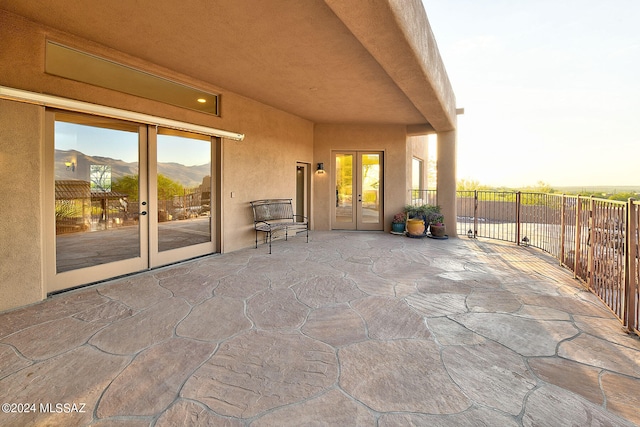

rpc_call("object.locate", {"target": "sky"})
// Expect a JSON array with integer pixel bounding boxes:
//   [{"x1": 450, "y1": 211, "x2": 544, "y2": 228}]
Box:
[
  {"x1": 423, "y1": 0, "x2": 640, "y2": 188},
  {"x1": 56, "y1": 122, "x2": 209, "y2": 166}
]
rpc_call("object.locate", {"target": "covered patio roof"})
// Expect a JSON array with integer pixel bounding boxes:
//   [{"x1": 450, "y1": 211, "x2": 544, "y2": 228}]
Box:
[{"x1": 0, "y1": 0, "x2": 456, "y2": 130}]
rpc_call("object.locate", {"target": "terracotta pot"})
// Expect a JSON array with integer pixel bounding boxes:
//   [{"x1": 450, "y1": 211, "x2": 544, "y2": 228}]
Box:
[
  {"x1": 430, "y1": 224, "x2": 446, "y2": 237},
  {"x1": 406, "y1": 218, "x2": 425, "y2": 235}
]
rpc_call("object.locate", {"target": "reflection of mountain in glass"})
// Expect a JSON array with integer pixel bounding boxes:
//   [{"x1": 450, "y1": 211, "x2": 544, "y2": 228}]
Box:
[{"x1": 55, "y1": 149, "x2": 209, "y2": 187}]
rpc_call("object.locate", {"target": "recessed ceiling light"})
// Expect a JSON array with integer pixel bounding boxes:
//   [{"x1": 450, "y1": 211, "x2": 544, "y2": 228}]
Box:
[{"x1": 197, "y1": 98, "x2": 207, "y2": 103}]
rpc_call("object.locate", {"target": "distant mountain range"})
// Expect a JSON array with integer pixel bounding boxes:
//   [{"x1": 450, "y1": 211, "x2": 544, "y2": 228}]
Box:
[
  {"x1": 554, "y1": 185, "x2": 640, "y2": 195},
  {"x1": 55, "y1": 149, "x2": 210, "y2": 188}
]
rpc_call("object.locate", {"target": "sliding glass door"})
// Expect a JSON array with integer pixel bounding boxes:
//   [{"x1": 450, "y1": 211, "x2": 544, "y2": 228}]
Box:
[{"x1": 46, "y1": 110, "x2": 217, "y2": 293}]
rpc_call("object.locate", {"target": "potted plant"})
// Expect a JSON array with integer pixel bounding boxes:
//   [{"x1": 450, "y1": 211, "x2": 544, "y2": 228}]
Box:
[
  {"x1": 428, "y1": 211, "x2": 446, "y2": 238},
  {"x1": 391, "y1": 212, "x2": 406, "y2": 233},
  {"x1": 404, "y1": 204, "x2": 437, "y2": 236}
]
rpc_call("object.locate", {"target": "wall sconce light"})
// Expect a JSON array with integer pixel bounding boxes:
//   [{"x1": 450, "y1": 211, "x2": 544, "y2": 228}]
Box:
[
  {"x1": 316, "y1": 162, "x2": 325, "y2": 174},
  {"x1": 65, "y1": 161, "x2": 75, "y2": 172}
]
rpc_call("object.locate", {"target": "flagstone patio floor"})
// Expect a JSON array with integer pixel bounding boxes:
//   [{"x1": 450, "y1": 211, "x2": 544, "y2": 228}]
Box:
[{"x1": 1, "y1": 231, "x2": 639, "y2": 426}]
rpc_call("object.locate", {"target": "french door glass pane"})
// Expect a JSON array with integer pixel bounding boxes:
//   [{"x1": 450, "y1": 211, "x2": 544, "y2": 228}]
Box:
[
  {"x1": 157, "y1": 130, "x2": 212, "y2": 252},
  {"x1": 54, "y1": 114, "x2": 140, "y2": 273},
  {"x1": 335, "y1": 153, "x2": 353, "y2": 223},
  {"x1": 361, "y1": 154, "x2": 381, "y2": 224}
]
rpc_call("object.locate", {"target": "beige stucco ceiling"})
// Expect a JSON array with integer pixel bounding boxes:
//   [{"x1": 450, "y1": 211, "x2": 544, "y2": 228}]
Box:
[{"x1": 0, "y1": 0, "x2": 456, "y2": 129}]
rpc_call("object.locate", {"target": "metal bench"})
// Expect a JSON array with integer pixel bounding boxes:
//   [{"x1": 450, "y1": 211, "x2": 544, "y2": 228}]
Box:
[{"x1": 250, "y1": 198, "x2": 308, "y2": 253}]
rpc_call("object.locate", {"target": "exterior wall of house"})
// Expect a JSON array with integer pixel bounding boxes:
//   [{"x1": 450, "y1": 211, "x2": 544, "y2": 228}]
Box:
[
  {"x1": 221, "y1": 105, "x2": 314, "y2": 252},
  {"x1": 313, "y1": 124, "x2": 408, "y2": 232},
  {"x1": 0, "y1": 9, "x2": 447, "y2": 312},
  {"x1": 0, "y1": 11, "x2": 314, "y2": 311},
  {"x1": 0, "y1": 99, "x2": 46, "y2": 310}
]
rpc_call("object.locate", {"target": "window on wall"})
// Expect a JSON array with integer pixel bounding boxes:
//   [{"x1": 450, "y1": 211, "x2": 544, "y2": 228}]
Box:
[
  {"x1": 412, "y1": 157, "x2": 423, "y2": 190},
  {"x1": 411, "y1": 157, "x2": 423, "y2": 203}
]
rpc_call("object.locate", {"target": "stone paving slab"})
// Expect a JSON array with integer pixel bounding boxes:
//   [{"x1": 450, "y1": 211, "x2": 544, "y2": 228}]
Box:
[{"x1": 0, "y1": 231, "x2": 639, "y2": 426}]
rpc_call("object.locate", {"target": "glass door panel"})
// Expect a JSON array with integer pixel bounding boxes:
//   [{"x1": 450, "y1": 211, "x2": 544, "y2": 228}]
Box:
[
  {"x1": 359, "y1": 153, "x2": 382, "y2": 227},
  {"x1": 54, "y1": 113, "x2": 143, "y2": 272},
  {"x1": 150, "y1": 128, "x2": 214, "y2": 267},
  {"x1": 48, "y1": 111, "x2": 148, "y2": 293},
  {"x1": 334, "y1": 153, "x2": 355, "y2": 227}
]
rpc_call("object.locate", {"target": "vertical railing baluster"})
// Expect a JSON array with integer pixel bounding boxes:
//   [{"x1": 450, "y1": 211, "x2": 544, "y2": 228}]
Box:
[
  {"x1": 516, "y1": 191, "x2": 521, "y2": 245},
  {"x1": 574, "y1": 195, "x2": 582, "y2": 280},
  {"x1": 474, "y1": 190, "x2": 478, "y2": 238},
  {"x1": 626, "y1": 198, "x2": 637, "y2": 333},
  {"x1": 561, "y1": 194, "x2": 566, "y2": 265},
  {"x1": 588, "y1": 197, "x2": 596, "y2": 292}
]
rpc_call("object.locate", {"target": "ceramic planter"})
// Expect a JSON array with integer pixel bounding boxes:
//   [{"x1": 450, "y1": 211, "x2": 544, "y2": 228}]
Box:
[
  {"x1": 430, "y1": 224, "x2": 446, "y2": 237},
  {"x1": 391, "y1": 222, "x2": 405, "y2": 233},
  {"x1": 406, "y1": 218, "x2": 425, "y2": 235}
]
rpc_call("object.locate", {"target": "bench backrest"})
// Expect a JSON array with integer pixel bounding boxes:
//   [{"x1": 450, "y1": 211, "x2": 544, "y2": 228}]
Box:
[{"x1": 250, "y1": 199, "x2": 294, "y2": 223}]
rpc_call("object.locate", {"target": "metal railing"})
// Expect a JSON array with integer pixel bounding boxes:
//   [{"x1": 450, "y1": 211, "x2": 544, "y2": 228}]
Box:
[{"x1": 409, "y1": 189, "x2": 640, "y2": 336}]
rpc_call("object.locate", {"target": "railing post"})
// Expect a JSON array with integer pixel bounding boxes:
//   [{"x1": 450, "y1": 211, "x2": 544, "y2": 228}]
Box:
[
  {"x1": 473, "y1": 190, "x2": 478, "y2": 238},
  {"x1": 574, "y1": 195, "x2": 582, "y2": 279},
  {"x1": 588, "y1": 196, "x2": 596, "y2": 291},
  {"x1": 560, "y1": 194, "x2": 566, "y2": 265},
  {"x1": 626, "y1": 198, "x2": 637, "y2": 333},
  {"x1": 516, "y1": 191, "x2": 521, "y2": 245}
]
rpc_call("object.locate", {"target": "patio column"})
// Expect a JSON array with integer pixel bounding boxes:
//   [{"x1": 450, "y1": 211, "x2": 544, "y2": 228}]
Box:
[{"x1": 436, "y1": 130, "x2": 457, "y2": 237}]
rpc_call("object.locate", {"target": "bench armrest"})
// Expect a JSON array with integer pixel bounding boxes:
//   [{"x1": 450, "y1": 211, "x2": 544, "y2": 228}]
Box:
[{"x1": 292, "y1": 214, "x2": 308, "y2": 223}]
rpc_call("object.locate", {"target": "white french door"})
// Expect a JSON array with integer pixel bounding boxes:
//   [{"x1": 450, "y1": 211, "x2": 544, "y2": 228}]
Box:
[
  {"x1": 45, "y1": 110, "x2": 217, "y2": 293},
  {"x1": 149, "y1": 127, "x2": 217, "y2": 267},
  {"x1": 332, "y1": 151, "x2": 383, "y2": 231}
]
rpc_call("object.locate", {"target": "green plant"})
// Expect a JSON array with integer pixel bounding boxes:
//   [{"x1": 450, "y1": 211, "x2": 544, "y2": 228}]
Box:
[
  {"x1": 55, "y1": 200, "x2": 83, "y2": 219},
  {"x1": 406, "y1": 204, "x2": 441, "y2": 221},
  {"x1": 404, "y1": 204, "x2": 418, "y2": 218},
  {"x1": 428, "y1": 213, "x2": 444, "y2": 225}
]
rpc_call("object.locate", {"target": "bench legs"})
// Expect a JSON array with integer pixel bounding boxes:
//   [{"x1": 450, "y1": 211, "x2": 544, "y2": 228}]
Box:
[
  {"x1": 254, "y1": 226, "x2": 308, "y2": 254},
  {"x1": 255, "y1": 229, "x2": 273, "y2": 254}
]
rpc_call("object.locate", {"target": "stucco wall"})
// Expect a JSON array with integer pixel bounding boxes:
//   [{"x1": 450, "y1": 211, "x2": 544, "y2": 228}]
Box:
[
  {"x1": 222, "y1": 103, "x2": 313, "y2": 252},
  {"x1": 0, "y1": 99, "x2": 45, "y2": 312},
  {"x1": 0, "y1": 10, "x2": 314, "y2": 309},
  {"x1": 313, "y1": 124, "x2": 408, "y2": 231}
]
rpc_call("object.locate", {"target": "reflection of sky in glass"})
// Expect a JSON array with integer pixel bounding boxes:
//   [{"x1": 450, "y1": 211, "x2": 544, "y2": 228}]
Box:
[
  {"x1": 56, "y1": 122, "x2": 209, "y2": 166},
  {"x1": 157, "y1": 134, "x2": 209, "y2": 166},
  {"x1": 55, "y1": 121, "x2": 138, "y2": 162}
]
